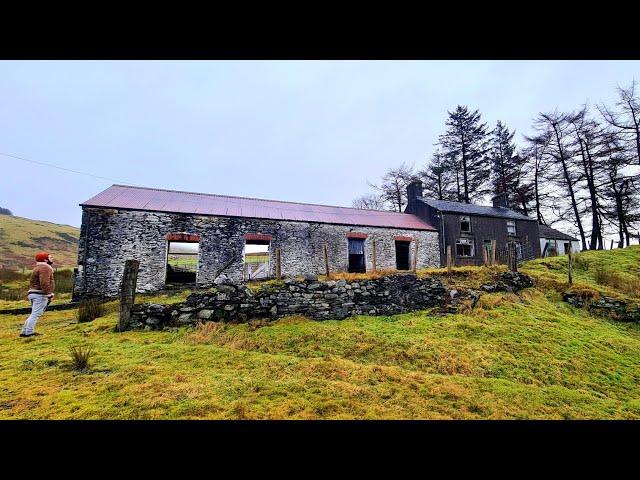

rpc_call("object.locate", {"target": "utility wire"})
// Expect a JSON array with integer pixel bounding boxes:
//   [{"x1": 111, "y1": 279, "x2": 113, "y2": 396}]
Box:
[{"x1": 0, "y1": 151, "x2": 134, "y2": 185}]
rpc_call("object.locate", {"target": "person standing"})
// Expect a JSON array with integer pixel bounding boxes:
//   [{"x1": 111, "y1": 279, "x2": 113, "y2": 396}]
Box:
[{"x1": 20, "y1": 252, "x2": 55, "y2": 338}]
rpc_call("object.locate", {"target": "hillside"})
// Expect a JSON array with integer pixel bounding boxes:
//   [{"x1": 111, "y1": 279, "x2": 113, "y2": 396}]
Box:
[
  {"x1": 0, "y1": 247, "x2": 639, "y2": 419},
  {"x1": 0, "y1": 214, "x2": 79, "y2": 270}
]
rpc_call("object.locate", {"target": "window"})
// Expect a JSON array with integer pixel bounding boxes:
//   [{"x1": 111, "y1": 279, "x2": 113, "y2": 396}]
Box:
[
  {"x1": 506, "y1": 220, "x2": 516, "y2": 235},
  {"x1": 460, "y1": 216, "x2": 472, "y2": 232},
  {"x1": 455, "y1": 238, "x2": 474, "y2": 257},
  {"x1": 395, "y1": 240, "x2": 410, "y2": 270},
  {"x1": 348, "y1": 238, "x2": 366, "y2": 273}
]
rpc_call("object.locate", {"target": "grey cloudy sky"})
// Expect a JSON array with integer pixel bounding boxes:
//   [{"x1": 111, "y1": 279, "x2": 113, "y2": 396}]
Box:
[{"x1": 0, "y1": 60, "x2": 638, "y2": 228}]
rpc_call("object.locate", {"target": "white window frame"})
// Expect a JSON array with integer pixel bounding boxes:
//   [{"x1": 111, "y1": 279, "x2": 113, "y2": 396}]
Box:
[
  {"x1": 455, "y1": 238, "x2": 475, "y2": 257},
  {"x1": 506, "y1": 220, "x2": 516, "y2": 236}
]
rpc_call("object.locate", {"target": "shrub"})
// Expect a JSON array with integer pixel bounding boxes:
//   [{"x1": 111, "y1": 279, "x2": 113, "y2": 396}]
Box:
[
  {"x1": 76, "y1": 299, "x2": 105, "y2": 323},
  {"x1": 68, "y1": 344, "x2": 93, "y2": 372}
]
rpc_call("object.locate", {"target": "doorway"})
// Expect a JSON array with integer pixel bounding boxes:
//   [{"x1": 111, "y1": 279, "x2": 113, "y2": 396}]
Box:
[
  {"x1": 166, "y1": 240, "x2": 199, "y2": 284},
  {"x1": 395, "y1": 240, "x2": 410, "y2": 270},
  {"x1": 348, "y1": 238, "x2": 366, "y2": 273},
  {"x1": 244, "y1": 239, "x2": 270, "y2": 280}
]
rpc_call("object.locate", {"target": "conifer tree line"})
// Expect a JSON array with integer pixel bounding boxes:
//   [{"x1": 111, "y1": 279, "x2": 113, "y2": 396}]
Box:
[{"x1": 353, "y1": 81, "x2": 640, "y2": 250}]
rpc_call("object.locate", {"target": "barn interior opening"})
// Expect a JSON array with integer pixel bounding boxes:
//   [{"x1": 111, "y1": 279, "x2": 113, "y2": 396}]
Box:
[{"x1": 166, "y1": 241, "x2": 199, "y2": 284}]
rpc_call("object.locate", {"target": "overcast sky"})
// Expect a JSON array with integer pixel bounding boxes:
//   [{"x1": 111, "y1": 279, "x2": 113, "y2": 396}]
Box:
[{"x1": 1, "y1": 60, "x2": 638, "y2": 231}]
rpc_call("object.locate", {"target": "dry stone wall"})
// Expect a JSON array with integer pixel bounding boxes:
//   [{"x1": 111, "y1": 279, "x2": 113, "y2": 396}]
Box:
[{"x1": 128, "y1": 273, "x2": 449, "y2": 329}]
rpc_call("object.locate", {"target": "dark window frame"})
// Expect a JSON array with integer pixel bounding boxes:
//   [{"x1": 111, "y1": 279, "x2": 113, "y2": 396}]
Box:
[{"x1": 460, "y1": 215, "x2": 472, "y2": 233}]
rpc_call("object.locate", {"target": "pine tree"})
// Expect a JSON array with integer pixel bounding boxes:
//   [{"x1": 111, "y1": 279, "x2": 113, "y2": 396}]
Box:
[
  {"x1": 438, "y1": 106, "x2": 490, "y2": 203},
  {"x1": 419, "y1": 151, "x2": 456, "y2": 200},
  {"x1": 489, "y1": 121, "x2": 518, "y2": 196}
]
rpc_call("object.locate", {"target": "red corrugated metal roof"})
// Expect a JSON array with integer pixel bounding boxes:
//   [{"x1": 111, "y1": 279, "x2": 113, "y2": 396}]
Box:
[{"x1": 81, "y1": 185, "x2": 436, "y2": 231}]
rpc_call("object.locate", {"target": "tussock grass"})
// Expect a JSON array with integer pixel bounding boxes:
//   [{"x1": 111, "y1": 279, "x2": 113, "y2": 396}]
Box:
[
  {"x1": 68, "y1": 344, "x2": 94, "y2": 372},
  {"x1": 594, "y1": 267, "x2": 640, "y2": 297},
  {"x1": 76, "y1": 299, "x2": 106, "y2": 323}
]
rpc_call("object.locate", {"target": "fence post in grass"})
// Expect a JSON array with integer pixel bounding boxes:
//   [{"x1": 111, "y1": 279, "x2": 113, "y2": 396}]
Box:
[
  {"x1": 275, "y1": 248, "x2": 282, "y2": 280},
  {"x1": 490, "y1": 240, "x2": 496, "y2": 266},
  {"x1": 482, "y1": 243, "x2": 488, "y2": 267},
  {"x1": 567, "y1": 243, "x2": 573, "y2": 285},
  {"x1": 446, "y1": 245, "x2": 452, "y2": 275},
  {"x1": 372, "y1": 239, "x2": 377, "y2": 272},
  {"x1": 412, "y1": 239, "x2": 419, "y2": 272},
  {"x1": 510, "y1": 242, "x2": 518, "y2": 272},
  {"x1": 323, "y1": 243, "x2": 330, "y2": 277},
  {"x1": 118, "y1": 259, "x2": 140, "y2": 332}
]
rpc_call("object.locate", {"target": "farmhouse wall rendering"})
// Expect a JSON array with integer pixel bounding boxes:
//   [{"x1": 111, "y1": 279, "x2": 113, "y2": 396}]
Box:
[{"x1": 73, "y1": 185, "x2": 440, "y2": 299}]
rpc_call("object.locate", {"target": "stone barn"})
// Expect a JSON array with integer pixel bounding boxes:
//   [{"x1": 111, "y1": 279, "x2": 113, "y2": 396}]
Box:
[{"x1": 73, "y1": 185, "x2": 440, "y2": 299}]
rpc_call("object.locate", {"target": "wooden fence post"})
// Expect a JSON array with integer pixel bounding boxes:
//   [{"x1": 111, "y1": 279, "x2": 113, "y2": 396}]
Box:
[
  {"x1": 412, "y1": 239, "x2": 419, "y2": 272},
  {"x1": 446, "y1": 245, "x2": 452, "y2": 275},
  {"x1": 323, "y1": 243, "x2": 330, "y2": 277},
  {"x1": 118, "y1": 259, "x2": 140, "y2": 332},
  {"x1": 511, "y1": 242, "x2": 518, "y2": 272},
  {"x1": 490, "y1": 240, "x2": 496, "y2": 266},
  {"x1": 482, "y1": 243, "x2": 488, "y2": 267},
  {"x1": 372, "y1": 239, "x2": 377, "y2": 272},
  {"x1": 275, "y1": 248, "x2": 282, "y2": 280},
  {"x1": 567, "y1": 243, "x2": 573, "y2": 285}
]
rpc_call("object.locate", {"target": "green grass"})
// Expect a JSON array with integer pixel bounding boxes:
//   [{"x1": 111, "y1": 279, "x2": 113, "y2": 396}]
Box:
[
  {"x1": 1, "y1": 246, "x2": 639, "y2": 419},
  {"x1": 521, "y1": 246, "x2": 640, "y2": 301},
  {"x1": 167, "y1": 255, "x2": 197, "y2": 269},
  {"x1": 0, "y1": 214, "x2": 79, "y2": 270}
]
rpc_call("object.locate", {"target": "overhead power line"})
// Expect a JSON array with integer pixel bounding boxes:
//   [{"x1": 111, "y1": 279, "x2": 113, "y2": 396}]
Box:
[{"x1": 0, "y1": 151, "x2": 133, "y2": 185}]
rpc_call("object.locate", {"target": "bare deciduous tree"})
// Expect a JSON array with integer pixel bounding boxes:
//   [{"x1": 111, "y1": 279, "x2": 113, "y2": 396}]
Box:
[{"x1": 598, "y1": 80, "x2": 640, "y2": 165}]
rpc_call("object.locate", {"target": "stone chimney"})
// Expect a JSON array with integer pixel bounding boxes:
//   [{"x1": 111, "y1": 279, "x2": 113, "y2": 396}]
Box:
[
  {"x1": 492, "y1": 192, "x2": 509, "y2": 209},
  {"x1": 406, "y1": 180, "x2": 423, "y2": 203}
]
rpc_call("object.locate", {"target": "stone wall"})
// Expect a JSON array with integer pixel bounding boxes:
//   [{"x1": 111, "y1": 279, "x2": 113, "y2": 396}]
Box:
[
  {"x1": 73, "y1": 207, "x2": 440, "y2": 299},
  {"x1": 128, "y1": 273, "x2": 449, "y2": 329},
  {"x1": 126, "y1": 271, "x2": 536, "y2": 330}
]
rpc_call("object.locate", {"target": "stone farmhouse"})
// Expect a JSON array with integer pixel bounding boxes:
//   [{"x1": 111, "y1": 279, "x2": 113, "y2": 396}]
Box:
[
  {"x1": 73, "y1": 184, "x2": 441, "y2": 299},
  {"x1": 73, "y1": 181, "x2": 573, "y2": 300}
]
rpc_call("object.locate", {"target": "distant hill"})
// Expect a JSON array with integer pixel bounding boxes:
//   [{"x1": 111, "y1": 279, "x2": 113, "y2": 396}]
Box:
[
  {"x1": 0, "y1": 215, "x2": 79, "y2": 270},
  {"x1": 0, "y1": 207, "x2": 12, "y2": 216}
]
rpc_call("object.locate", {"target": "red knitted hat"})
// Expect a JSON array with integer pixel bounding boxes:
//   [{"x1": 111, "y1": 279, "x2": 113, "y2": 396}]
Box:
[{"x1": 35, "y1": 252, "x2": 49, "y2": 262}]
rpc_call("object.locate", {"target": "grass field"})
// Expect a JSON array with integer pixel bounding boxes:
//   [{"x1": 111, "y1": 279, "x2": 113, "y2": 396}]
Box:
[
  {"x1": 0, "y1": 214, "x2": 79, "y2": 270},
  {"x1": 1, "y1": 247, "x2": 639, "y2": 419}
]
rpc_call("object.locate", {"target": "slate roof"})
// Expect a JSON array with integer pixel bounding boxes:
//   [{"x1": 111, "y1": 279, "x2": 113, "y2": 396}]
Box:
[
  {"x1": 418, "y1": 197, "x2": 536, "y2": 221},
  {"x1": 538, "y1": 224, "x2": 578, "y2": 241},
  {"x1": 81, "y1": 185, "x2": 436, "y2": 231}
]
